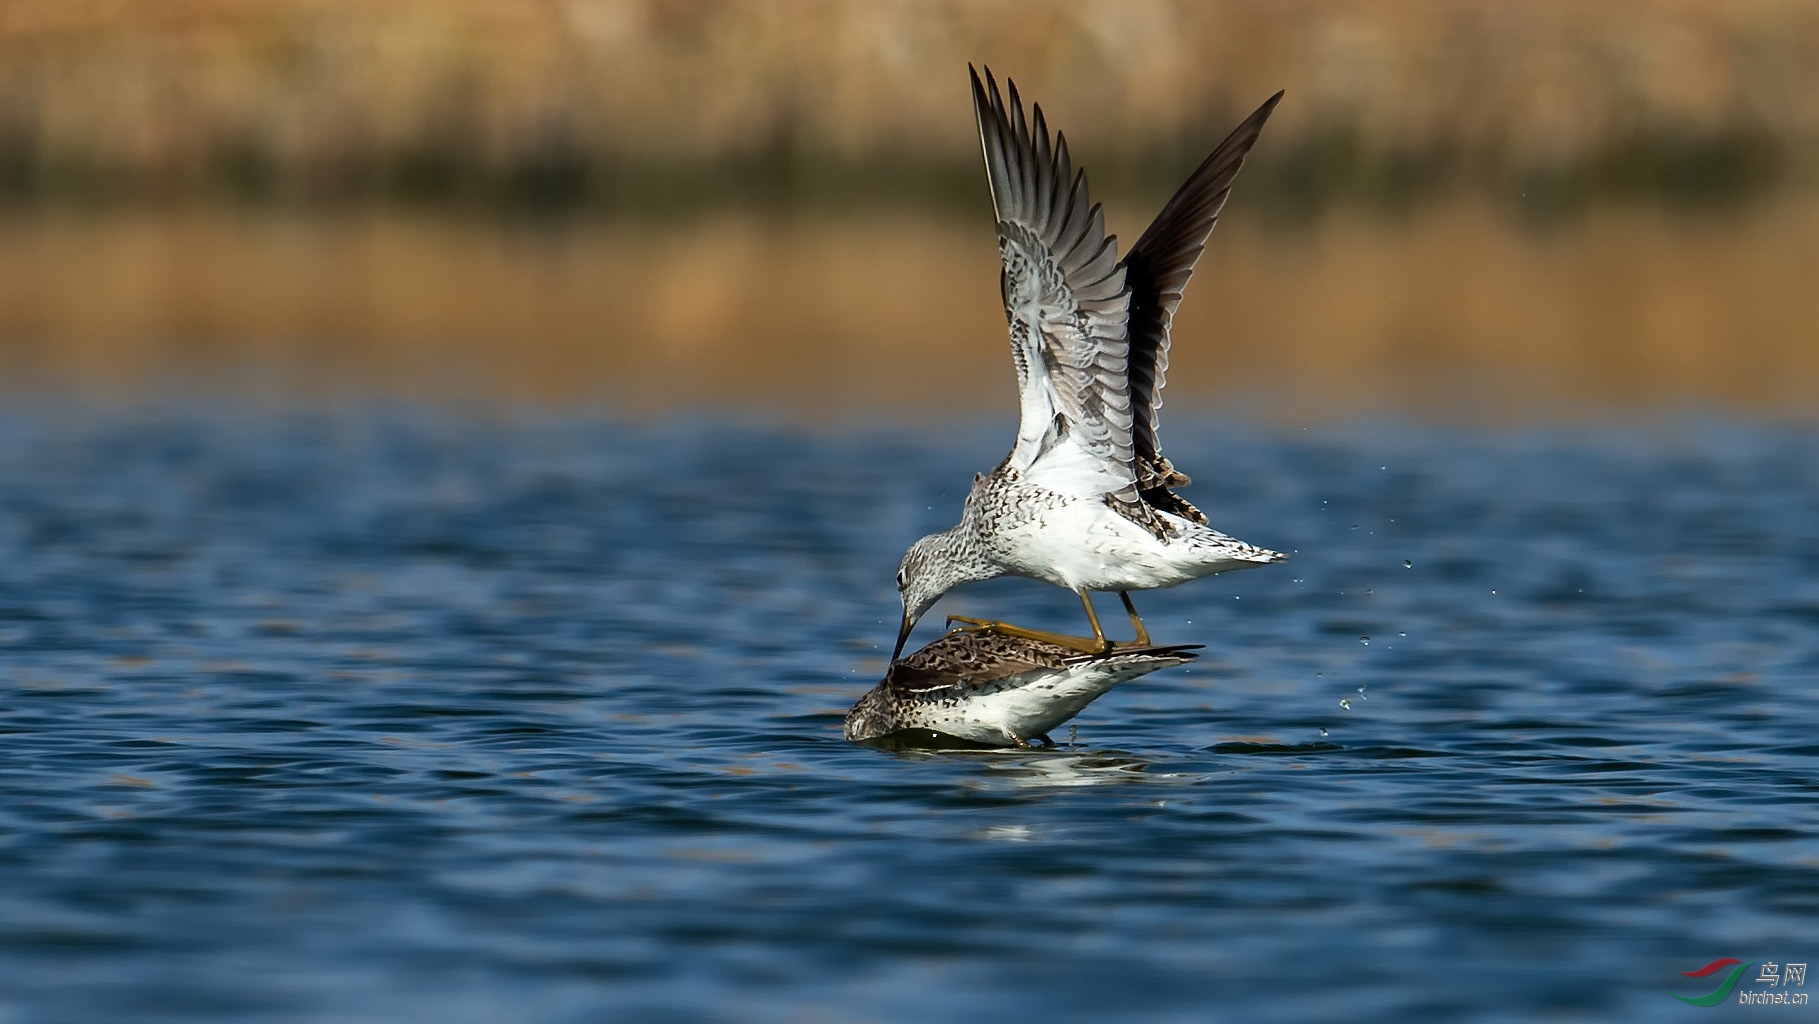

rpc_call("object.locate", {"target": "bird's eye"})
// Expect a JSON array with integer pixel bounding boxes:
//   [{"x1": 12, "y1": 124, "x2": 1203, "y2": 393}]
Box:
[{"x1": 895, "y1": 570, "x2": 907, "y2": 589}]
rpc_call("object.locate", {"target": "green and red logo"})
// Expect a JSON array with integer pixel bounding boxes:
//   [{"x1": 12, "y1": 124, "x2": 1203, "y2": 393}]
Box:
[
  {"x1": 1667, "y1": 958, "x2": 1752, "y2": 1006},
  {"x1": 1669, "y1": 958, "x2": 1810, "y2": 1007}
]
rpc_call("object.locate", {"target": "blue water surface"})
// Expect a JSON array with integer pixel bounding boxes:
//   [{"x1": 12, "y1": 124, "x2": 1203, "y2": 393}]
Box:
[{"x1": 0, "y1": 405, "x2": 1815, "y2": 1022}]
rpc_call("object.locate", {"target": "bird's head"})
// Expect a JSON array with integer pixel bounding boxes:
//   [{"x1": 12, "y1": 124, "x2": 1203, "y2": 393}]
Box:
[{"x1": 892, "y1": 532, "x2": 966, "y2": 662}]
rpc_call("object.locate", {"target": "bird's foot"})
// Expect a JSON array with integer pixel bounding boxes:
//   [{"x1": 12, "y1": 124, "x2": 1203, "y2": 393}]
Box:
[{"x1": 943, "y1": 615, "x2": 1110, "y2": 654}]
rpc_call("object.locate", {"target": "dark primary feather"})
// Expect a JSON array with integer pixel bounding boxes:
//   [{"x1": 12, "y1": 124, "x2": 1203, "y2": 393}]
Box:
[{"x1": 1122, "y1": 91, "x2": 1284, "y2": 514}]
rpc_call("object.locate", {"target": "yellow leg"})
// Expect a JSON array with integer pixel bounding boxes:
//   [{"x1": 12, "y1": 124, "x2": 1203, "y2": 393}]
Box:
[
  {"x1": 1118, "y1": 591, "x2": 1151, "y2": 646},
  {"x1": 944, "y1": 588, "x2": 1114, "y2": 654},
  {"x1": 944, "y1": 615, "x2": 1105, "y2": 654},
  {"x1": 1076, "y1": 589, "x2": 1110, "y2": 651}
]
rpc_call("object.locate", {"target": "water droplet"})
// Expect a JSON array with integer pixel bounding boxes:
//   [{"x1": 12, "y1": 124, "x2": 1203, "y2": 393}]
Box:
[
  {"x1": 1234, "y1": 595, "x2": 1240, "y2": 600},
  {"x1": 1399, "y1": 632, "x2": 1406, "y2": 637},
  {"x1": 1365, "y1": 589, "x2": 1374, "y2": 595},
  {"x1": 1490, "y1": 590, "x2": 1497, "y2": 595},
  {"x1": 1360, "y1": 636, "x2": 1370, "y2": 645},
  {"x1": 1339, "y1": 698, "x2": 1352, "y2": 710},
  {"x1": 1316, "y1": 672, "x2": 1323, "y2": 677},
  {"x1": 1403, "y1": 560, "x2": 1412, "y2": 569},
  {"x1": 1319, "y1": 727, "x2": 1329, "y2": 737}
]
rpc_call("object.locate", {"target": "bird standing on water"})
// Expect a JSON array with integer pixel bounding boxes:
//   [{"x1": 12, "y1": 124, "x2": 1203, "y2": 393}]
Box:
[{"x1": 892, "y1": 67, "x2": 1288, "y2": 663}]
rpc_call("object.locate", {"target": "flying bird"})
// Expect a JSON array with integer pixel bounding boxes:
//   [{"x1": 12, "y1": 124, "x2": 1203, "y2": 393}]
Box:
[{"x1": 892, "y1": 66, "x2": 1287, "y2": 662}]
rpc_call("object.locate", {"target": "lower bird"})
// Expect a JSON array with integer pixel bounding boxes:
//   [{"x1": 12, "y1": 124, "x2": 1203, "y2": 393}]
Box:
[
  {"x1": 893, "y1": 66, "x2": 1289, "y2": 663},
  {"x1": 848, "y1": 631, "x2": 1202, "y2": 748}
]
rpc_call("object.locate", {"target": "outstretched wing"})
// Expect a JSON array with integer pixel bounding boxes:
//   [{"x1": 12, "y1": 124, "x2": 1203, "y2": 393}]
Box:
[
  {"x1": 1121, "y1": 91, "x2": 1283, "y2": 504},
  {"x1": 972, "y1": 66, "x2": 1134, "y2": 492}
]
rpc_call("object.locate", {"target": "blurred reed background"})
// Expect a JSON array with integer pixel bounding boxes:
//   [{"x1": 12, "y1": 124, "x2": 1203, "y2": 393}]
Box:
[{"x1": 2, "y1": 0, "x2": 1816, "y2": 417}]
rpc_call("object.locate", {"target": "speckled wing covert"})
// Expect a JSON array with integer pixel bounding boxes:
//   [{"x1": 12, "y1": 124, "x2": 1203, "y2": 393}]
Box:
[
  {"x1": 971, "y1": 65, "x2": 1134, "y2": 486},
  {"x1": 886, "y1": 630, "x2": 1075, "y2": 687},
  {"x1": 1121, "y1": 91, "x2": 1284, "y2": 520}
]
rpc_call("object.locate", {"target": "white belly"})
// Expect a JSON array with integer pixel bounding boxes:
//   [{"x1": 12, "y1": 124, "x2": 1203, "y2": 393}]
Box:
[
  {"x1": 993, "y1": 500, "x2": 1194, "y2": 591},
  {"x1": 912, "y1": 660, "x2": 1156, "y2": 745}
]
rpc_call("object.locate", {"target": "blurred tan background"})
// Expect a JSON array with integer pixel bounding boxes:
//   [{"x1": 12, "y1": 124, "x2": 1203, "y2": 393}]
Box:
[{"x1": 2, "y1": 0, "x2": 1816, "y2": 417}]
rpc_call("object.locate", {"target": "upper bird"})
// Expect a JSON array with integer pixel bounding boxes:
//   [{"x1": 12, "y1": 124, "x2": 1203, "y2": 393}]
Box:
[{"x1": 892, "y1": 66, "x2": 1288, "y2": 663}]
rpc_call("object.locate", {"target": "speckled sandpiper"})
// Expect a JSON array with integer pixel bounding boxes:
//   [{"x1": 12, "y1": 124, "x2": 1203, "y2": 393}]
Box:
[
  {"x1": 892, "y1": 67, "x2": 1289, "y2": 662},
  {"x1": 847, "y1": 630, "x2": 1201, "y2": 748}
]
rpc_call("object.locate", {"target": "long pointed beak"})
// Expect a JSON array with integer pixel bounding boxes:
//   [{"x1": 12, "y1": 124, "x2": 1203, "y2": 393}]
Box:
[{"x1": 890, "y1": 613, "x2": 916, "y2": 664}]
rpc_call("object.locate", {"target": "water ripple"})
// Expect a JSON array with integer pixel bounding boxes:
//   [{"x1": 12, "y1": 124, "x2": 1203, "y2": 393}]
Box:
[{"x1": 0, "y1": 409, "x2": 1814, "y2": 1022}]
